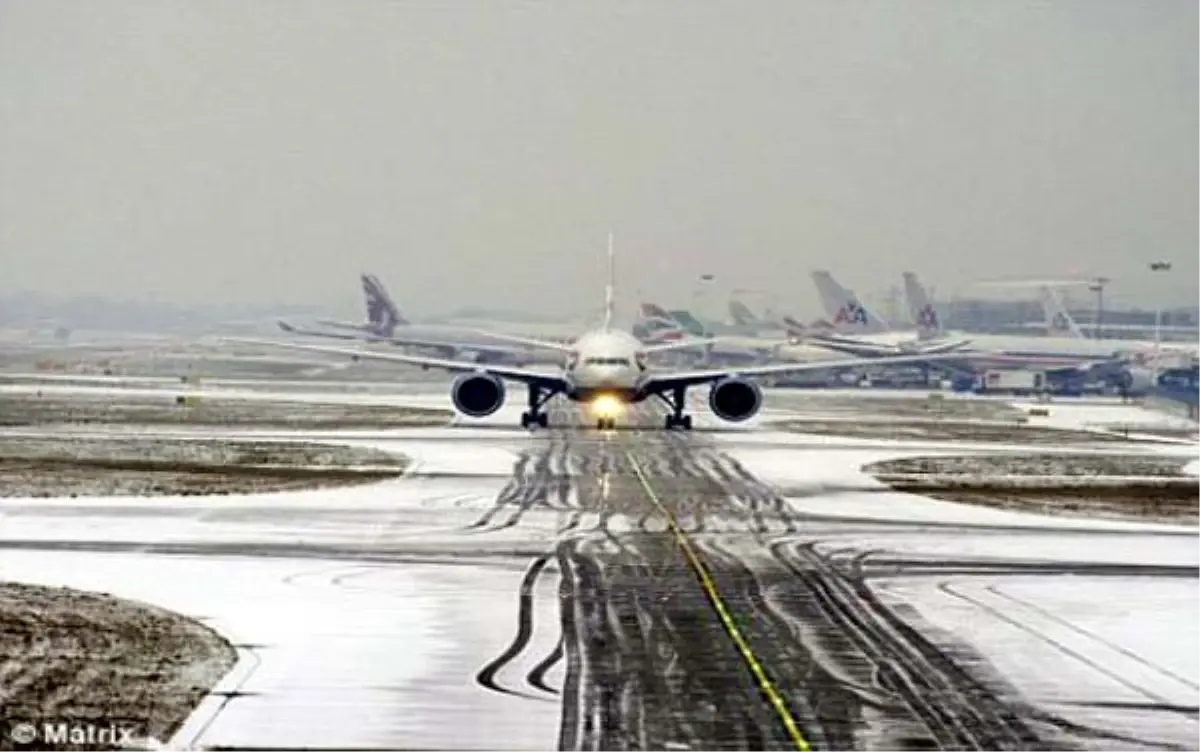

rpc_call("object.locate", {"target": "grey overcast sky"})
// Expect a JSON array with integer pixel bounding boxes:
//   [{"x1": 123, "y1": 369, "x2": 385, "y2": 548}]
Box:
[{"x1": 0, "y1": 0, "x2": 1195, "y2": 319}]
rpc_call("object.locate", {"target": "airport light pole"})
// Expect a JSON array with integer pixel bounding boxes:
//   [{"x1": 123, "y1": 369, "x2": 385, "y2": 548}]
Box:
[
  {"x1": 1088, "y1": 276, "x2": 1109, "y2": 339},
  {"x1": 1149, "y1": 261, "x2": 1171, "y2": 386}
]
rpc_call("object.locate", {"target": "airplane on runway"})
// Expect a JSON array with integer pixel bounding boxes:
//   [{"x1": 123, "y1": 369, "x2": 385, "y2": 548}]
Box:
[
  {"x1": 281, "y1": 272, "x2": 705, "y2": 367},
  {"x1": 228, "y1": 236, "x2": 963, "y2": 431}
]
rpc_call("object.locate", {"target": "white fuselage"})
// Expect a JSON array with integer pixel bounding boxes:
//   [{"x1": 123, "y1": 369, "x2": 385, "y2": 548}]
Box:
[{"x1": 560, "y1": 328, "x2": 647, "y2": 399}]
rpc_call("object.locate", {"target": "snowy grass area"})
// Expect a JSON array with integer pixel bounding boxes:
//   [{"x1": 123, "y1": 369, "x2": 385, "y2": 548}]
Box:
[
  {"x1": 864, "y1": 454, "x2": 1198, "y2": 524},
  {"x1": 0, "y1": 386, "x2": 452, "y2": 428},
  {"x1": 0, "y1": 436, "x2": 408, "y2": 498},
  {"x1": 866, "y1": 453, "x2": 1196, "y2": 478},
  {"x1": 0, "y1": 581, "x2": 236, "y2": 747}
]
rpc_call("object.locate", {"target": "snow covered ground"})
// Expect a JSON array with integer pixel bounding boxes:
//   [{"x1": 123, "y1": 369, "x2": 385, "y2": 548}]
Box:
[
  {"x1": 712, "y1": 416, "x2": 1197, "y2": 750},
  {"x1": 0, "y1": 381, "x2": 1195, "y2": 749}
]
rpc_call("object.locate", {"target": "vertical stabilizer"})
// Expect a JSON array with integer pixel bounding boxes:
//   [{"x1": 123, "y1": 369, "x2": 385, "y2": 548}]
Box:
[
  {"x1": 902, "y1": 272, "x2": 942, "y2": 340},
  {"x1": 728, "y1": 300, "x2": 760, "y2": 326},
  {"x1": 360, "y1": 274, "x2": 407, "y2": 336},
  {"x1": 810, "y1": 271, "x2": 890, "y2": 334},
  {"x1": 603, "y1": 232, "x2": 616, "y2": 331},
  {"x1": 1038, "y1": 286, "x2": 1084, "y2": 339}
]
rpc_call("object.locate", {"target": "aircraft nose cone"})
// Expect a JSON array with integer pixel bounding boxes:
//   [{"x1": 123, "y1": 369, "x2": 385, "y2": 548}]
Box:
[{"x1": 584, "y1": 366, "x2": 625, "y2": 388}]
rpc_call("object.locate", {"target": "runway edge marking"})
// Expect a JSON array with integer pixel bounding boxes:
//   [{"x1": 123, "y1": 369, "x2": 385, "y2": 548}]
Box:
[{"x1": 625, "y1": 450, "x2": 812, "y2": 752}]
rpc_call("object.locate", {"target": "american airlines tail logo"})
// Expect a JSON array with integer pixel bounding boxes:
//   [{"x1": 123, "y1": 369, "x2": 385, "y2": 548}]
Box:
[
  {"x1": 833, "y1": 301, "x2": 868, "y2": 326},
  {"x1": 916, "y1": 304, "x2": 938, "y2": 329}
]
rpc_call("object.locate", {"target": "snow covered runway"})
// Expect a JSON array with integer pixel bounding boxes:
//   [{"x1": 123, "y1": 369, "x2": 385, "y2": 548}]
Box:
[{"x1": 0, "y1": 387, "x2": 1195, "y2": 749}]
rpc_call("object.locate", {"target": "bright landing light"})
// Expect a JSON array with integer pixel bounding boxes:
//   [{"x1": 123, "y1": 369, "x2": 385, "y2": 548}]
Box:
[{"x1": 590, "y1": 394, "x2": 625, "y2": 419}]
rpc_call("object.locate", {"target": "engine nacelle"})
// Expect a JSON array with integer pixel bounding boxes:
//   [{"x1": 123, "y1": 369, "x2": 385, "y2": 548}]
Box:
[
  {"x1": 1116, "y1": 367, "x2": 1156, "y2": 396},
  {"x1": 708, "y1": 377, "x2": 763, "y2": 423},
  {"x1": 451, "y1": 372, "x2": 506, "y2": 417}
]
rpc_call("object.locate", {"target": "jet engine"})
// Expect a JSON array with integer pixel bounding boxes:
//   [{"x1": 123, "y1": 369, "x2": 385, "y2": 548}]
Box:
[
  {"x1": 451, "y1": 372, "x2": 506, "y2": 417},
  {"x1": 1115, "y1": 367, "x2": 1156, "y2": 396},
  {"x1": 708, "y1": 377, "x2": 762, "y2": 422}
]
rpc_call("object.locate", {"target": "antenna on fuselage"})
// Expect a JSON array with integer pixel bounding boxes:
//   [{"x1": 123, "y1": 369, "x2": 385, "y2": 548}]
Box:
[{"x1": 603, "y1": 231, "x2": 615, "y2": 331}]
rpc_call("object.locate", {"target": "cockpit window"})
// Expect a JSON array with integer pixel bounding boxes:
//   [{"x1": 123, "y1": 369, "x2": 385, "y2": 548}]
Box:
[{"x1": 583, "y1": 357, "x2": 631, "y2": 367}]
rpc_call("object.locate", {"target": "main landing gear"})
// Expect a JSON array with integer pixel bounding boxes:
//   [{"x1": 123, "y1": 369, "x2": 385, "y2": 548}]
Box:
[
  {"x1": 520, "y1": 384, "x2": 552, "y2": 429},
  {"x1": 658, "y1": 386, "x2": 693, "y2": 430}
]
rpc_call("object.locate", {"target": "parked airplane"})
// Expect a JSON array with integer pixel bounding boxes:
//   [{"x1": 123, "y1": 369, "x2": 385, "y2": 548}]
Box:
[
  {"x1": 632, "y1": 303, "x2": 783, "y2": 365},
  {"x1": 277, "y1": 274, "x2": 579, "y2": 367},
  {"x1": 792, "y1": 271, "x2": 973, "y2": 357},
  {"x1": 230, "y1": 237, "x2": 958, "y2": 430},
  {"x1": 881, "y1": 284, "x2": 1195, "y2": 389}
]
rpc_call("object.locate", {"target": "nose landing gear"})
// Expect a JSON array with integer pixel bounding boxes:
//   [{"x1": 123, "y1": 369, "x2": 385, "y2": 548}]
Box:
[{"x1": 596, "y1": 417, "x2": 617, "y2": 430}]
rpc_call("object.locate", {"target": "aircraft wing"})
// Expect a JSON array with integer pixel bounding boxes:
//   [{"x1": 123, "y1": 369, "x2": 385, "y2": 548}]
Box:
[
  {"x1": 371, "y1": 332, "x2": 533, "y2": 356},
  {"x1": 804, "y1": 338, "x2": 899, "y2": 358},
  {"x1": 280, "y1": 320, "x2": 542, "y2": 359},
  {"x1": 638, "y1": 337, "x2": 725, "y2": 355},
  {"x1": 314, "y1": 319, "x2": 373, "y2": 334},
  {"x1": 640, "y1": 352, "x2": 968, "y2": 391},
  {"x1": 277, "y1": 320, "x2": 363, "y2": 341},
  {"x1": 221, "y1": 338, "x2": 570, "y2": 390},
  {"x1": 911, "y1": 338, "x2": 973, "y2": 355},
  {"x1": 460, "y1": 329, "x2": 576, "y2": 353}
]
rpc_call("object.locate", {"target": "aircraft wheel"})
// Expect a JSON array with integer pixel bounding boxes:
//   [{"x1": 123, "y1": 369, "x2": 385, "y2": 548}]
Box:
[
  {"x1": 682, "y1": 415, "x2": 693, "y2": 430},
  {"x1": 538, "y1": 413, "x2": 549, "y2": 428}
]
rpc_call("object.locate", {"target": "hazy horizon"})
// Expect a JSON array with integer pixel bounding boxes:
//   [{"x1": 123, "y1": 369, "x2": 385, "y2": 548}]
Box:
[{"x1": 2, "y1": 1, "x2": 1196, "y2": 320}]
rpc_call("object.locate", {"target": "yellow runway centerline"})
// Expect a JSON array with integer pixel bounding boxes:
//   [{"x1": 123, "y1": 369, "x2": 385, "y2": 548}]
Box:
[{"x1": 625, "y1": 450, "x2": 812, "y2": 752}]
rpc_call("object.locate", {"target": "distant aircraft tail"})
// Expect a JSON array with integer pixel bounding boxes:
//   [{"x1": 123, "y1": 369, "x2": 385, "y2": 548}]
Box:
[
  {"x1": 1038, "y1": 286, "x2": 1084, "y2": 339},
  {"x1": 728, "y1": 300, "x2": 760, "y2": 326},
  {"x1": 640, "y1": 302, "x2": 675, "y2": 322},
  {"x1": 781, "y1": 315, "x2": 809, "y2": 337},
  {"x1": 902, "y1": 272, "x2": 942, "y2": 340},
  {"x1": 810, "y1": 271, "x2": 889, "y2": 334},
  {"x1": 361, "y1": 273, "x2": 406, "y2": 335},
  {"x1": 665, "y1": 309, "x2": 709, "y2": 338}
]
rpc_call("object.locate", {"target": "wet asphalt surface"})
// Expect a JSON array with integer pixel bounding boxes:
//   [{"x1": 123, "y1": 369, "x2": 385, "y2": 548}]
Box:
[{"x1": 464, "y1": 404, "x2": 1197, "y2": 751}]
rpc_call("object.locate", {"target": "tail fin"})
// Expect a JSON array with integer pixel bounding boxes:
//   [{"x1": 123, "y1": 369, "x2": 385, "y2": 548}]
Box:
[
  {"x1": 902, "y1": 272, "x2": 941, "y2": 340},
  {"x1": 781, "y1": 315, "x2": 808, "y2": 337},
  {"x1": 666, "y1": 309, "x2": 709, "y2": 337},
  {"x1": 361, "y1": 274, "x2": 406, "y2": 335},
  {"x1": 640, "y1": 302, "x2": 674, "y2": 321},
  {"x1": 811, "y1": 271, "x2": 889, "y2": 334},
  {"x1": 603, "y1": 232, "x2": 615, "y2": 331},
  {"x1": 1038, "y1": 286, "x2": 1084, "y2": 339},
  {"x1": 728, "y1": 300, "x2": 759, "y2": 326}
]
